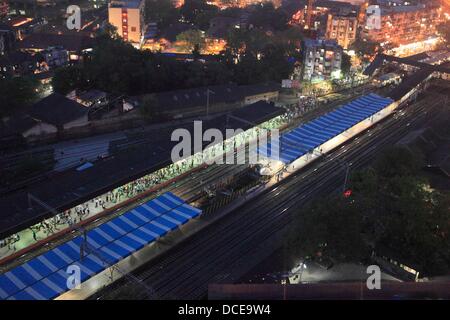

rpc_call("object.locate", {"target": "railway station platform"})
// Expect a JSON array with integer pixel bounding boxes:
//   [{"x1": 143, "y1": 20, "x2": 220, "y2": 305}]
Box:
[{"x1": 0, "y1": 192, "x2": 201, "y2": 300}]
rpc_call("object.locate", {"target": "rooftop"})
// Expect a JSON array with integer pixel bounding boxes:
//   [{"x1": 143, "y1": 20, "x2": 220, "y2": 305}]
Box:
[
  {"x1": 282, "y1": 0, "x2": 359, "y2": 16},
  {"x1": 141, "y1": 82, "x2": 281, "y2": 112},
  {"x1": 0, "y1": 115, "x2": 38, "y2": 137},
  {"x1": 17, "y1": 33, "x2": 95, "y2": 52},
  {"x1": 77, "y1": 90, "x2": 108, "y2": 103},
  {"x1": 0, "y1": 51, "x2": 38, "y2": 66},
  {"x1": 159, "y1": 22, "x2": 196, "y2": 42},
  {"x1": 303, "y1": 38, "x2": 342, "y2": 49},
  {"x1": 380, "y1": 3, "x2": 428, "y2": 15},
  {"x1": 109, "y1": 0, "x2": 143, "y2": 9},
  {"x1": 28, "y1": 93, "x2": 89, "y2": 127}
]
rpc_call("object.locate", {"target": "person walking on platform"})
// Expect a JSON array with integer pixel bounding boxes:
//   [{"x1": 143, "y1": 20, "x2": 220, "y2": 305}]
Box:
[{"x1": 31, "y1": 228, "x2": 38, "y2": 241}]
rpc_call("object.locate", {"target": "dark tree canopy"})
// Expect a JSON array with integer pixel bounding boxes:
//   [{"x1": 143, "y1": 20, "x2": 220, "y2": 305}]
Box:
[
  {"x1": 286, "y1": 147, "x2": 450, "y2": 277},
  {"x1": 248, "y1": 2, "x2": 289, "y2": 32},
  {"x1": 374, "y1": 147, "x2": 423, "y2": 178},
  {"x1": 0, "y1": 76, "x2": 40, "y2": 117},
  {"x1": 349, "y1": 39, "x2": 379, "y2": 62},
  {"x1": 145, "y1": 0, "x2": 181, "y2": 28},
  {"x1": 437, "y1": 23, "x2": 450, "y2": 46},
  {"x1": 52, "y1": 35, "x2": 294, "y2": 96},
  {"x1": 179, "y1": 0, "x2": 219, "y2": 30},
  {"x1": 341, "y1": 52, "x2": 352, "y2": 76}
]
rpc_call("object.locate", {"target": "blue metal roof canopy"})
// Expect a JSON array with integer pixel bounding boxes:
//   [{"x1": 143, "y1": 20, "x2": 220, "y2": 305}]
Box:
[
  {"x1": 0, "y1": 192, "x2": 201, "y2": 300},
  {"x1": 259, "y1": 93, "x2": 394, "y2": 163}
]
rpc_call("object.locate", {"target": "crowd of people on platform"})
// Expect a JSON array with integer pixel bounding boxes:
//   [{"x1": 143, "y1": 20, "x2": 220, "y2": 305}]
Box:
[
  {"x1": 0, "y1": 162, "x2": 196, "y2": 255},
  {"x1": 284, "y1": 96, "x2": 317, "y2": 121},
  {"x1": 1, "y1": 136, "x2": 265, "y2": 256},
  {"x1": 0, "y1": 234, "x2": 20, "y2": 251}
]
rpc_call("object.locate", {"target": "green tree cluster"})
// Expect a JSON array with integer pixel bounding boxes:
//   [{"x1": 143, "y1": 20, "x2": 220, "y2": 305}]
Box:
[
  {"x1": 145, "y1": 0, "x2": 181, "y2": 28},
  {"x1": 176, "y1": 29, "x2": 206, "y2": 52},
  {"x1": 349, "y1": 39, "x2": 379, "y2": 63},
  {"x1": 52, "y1": 35, "x2": 232, "y2": 95},
  {"x1": 179, "y1": 0, "x2": 219, "y2": 30},
  {"x1": 286, "y1": 147, "x2": 450, "y2": 277},
  {"x1": 52, "y1": 34, "x2": 294, "y2": 96},
  {"x1": 247, "y1": 2, "x2": 289, "y2": 32},
  {"x1": 0, "y1": 76, "x2": 40, "y2": 118}
]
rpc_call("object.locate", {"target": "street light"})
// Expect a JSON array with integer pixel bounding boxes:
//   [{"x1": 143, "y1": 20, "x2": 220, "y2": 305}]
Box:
[{"x1": 206, "y1": 88, "x2": 215, "y2": 117}]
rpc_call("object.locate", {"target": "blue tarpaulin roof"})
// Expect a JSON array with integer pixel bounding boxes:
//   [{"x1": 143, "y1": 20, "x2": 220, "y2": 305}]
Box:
[
  {"x1": 259, "y1": 93, "x2": 394, "y2": 163},
  {"x1": 0, "y1": 192, "x2": 201, "y2": 300}
]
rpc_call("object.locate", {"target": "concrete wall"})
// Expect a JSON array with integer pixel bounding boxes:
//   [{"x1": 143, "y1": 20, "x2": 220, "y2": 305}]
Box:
[
  {"x1": 23, "y1": 122, "x2": 57, "y2": 138},
  {"x1": 63, "y1": 114, "x2": 89, "y2": 130},
  {"x1": 244, "y1": 91, "x2": 279, "y2": 105},
  {"x1": 108, "y1": 3, "x2": 143, "y2": 44},
  {"x1": 126, "y1": 8, "x2": 142, "y2": 43}
]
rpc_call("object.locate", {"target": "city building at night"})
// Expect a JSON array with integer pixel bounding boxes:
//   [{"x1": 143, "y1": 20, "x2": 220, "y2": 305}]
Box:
[
  {"x1": 302, "y1": 39, "x2": 343, "y2": 81},
  {"x1": 171, "y1": 0, "x2": 184, "y2": 7},
  {"x1": 17, "y1": 33, "x2": 95, "y2": 61},
  {"x1": 210, "y1": 0, "x2": 282, "y2": 9},
  {"x1": 325, "y1": 12, "x2": 358, "y2": 49},
  {"x1": 108, "y1": 0, "x2": 145, "y2": 46},
  {"x1": 0, "y1": 0, "x2": 450, "y2": 304},
  {"x1": 89, "y1": 0, "x2": 108, "y2": 9},
  {"x1": 0, "y1": 23, "x2": 15, "y2": 56},
  {"x1": 0, "y1": 1, "x2": 8, "y2": 17},
  {"x1": 361, "y1": 2, "x2": 443, "y2": 48},
  {"x1": 284, "y1": 0, "x2": 359, "y2": 29}
]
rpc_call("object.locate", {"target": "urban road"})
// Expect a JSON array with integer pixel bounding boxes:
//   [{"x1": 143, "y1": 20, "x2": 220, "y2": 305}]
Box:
[{"x1": 93, "y1": 88, "x2": 448, "y2": 300}]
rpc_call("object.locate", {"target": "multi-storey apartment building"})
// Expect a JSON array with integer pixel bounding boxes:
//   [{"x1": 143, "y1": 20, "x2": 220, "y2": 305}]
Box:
[
  {"x1": 108, "y1": 0, "x2": 145, "y2": 46},
  {"x1": 89, "y1": 0, "x2": 108, "y2": 9},
  {"x1": 361, "y1": 2, "x2": 442, "y2": 47},
  {"x1": 302, "y1": 39, "x2": 343, "y2": 81},
  {"x1": 171, "y1": 0, "x2": 184, "y2": 8},
  {"x1": 211, "y1": 0, "x2": 281, "y2": 9},
  {"x1": 0, "y1": 1, "x2": 8, "y2": 17},
  {"x1": 325, "y1": 12, "x2": 358, "y2": 49}
]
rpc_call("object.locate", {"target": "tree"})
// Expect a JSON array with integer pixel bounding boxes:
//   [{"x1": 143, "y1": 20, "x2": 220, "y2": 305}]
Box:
[
  {"x1": 217, "y1": 6, "x2": 243, "y2": 19},
  {"x1": 225, "y1": 28, "x2": 272, "y2": 56},
  {"x1": 248, "y1": 2, "x2": 288, "y2": 31},
  {"x1": 52, "y1": 65, "x2": 85, "y2": 95},
  {"x1": 145, "y1": 0, "x2": 180, "y2": 28},
  {"x1": 285, "y1": 196, "x2": 371, "y2": 265},
  {"x1": 286, "y1": 146, "x2": 450, "y2": 276},
  {"x1": 192, "y1": 43, "x2": 201, "y2": 60},
  {"x1": 350, "y1": 39, "x2": 379, "y2": 62},
  {"x1": 349, "y1": 167, "x2": 378, "y2": 196},
  {"x1": 179, "y1": 0, "x2": 219, "y2": 29},
  {"x1": 374, "y1": 146, "x2": 423, "y2": 179},
  {"x1": 275, "y1": 26, "x2": 304, "y2": 55},
  {"x1": 437, "y1": 23, "x2": 450, "y2": 46},
  {"x1": 176, "y1": 29, "x2": 205, "y2": 53},
  {"x1": 0, "y1": 76, "x2": 40, "y2": 118},
  {"x1": 49, "y1": 28, "x2": 296, "y2": 98},
  {"x1": 139, "y1": 94, "x2": 160, "y2": 120},
  {"x1": 341, "y1": 52, "x2": 352, "y2": 77},
  {"x1": 222, "y1": 31, "x2": 294, "y2": 85},
  {"x1": 375, "y1": 175, "x2": 450, "y2": 276},
  {"x1": 96, "y1": 23, "x2": 119, "y2": 39}
]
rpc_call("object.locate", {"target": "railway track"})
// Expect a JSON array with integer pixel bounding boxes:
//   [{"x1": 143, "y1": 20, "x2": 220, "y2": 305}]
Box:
[{"x1": 95, "y1": 92, "x2": 445, "y2": 300}]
